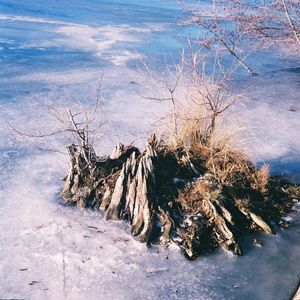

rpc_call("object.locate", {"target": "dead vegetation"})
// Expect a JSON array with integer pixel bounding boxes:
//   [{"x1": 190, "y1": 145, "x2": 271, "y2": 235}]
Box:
[
  {"x1": 61, "y1": 127, "x2": 299, "y2": 259},
  {"x1": 180, "y1": 0, "x2": 300, "y2": 77},
  {"x1": 59, "y1": 58, "x2": 299, "y2": 258},
  {"x1": 9, "y1": 58, "x2": 299, "y2": 260}
]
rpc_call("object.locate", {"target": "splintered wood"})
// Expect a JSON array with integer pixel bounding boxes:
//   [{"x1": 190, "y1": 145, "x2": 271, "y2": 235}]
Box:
[{"x1": 61, "y1": 134, "x2": 299, "y2": 259}]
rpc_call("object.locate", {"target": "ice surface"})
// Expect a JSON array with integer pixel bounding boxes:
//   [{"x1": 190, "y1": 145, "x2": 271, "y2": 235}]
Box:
[
  {"x1": 0, "y1": 152, "x2": 299, "y2": 300},
  {"x1": 0, "y1": 1, "x2": 300, "y2": 299}
]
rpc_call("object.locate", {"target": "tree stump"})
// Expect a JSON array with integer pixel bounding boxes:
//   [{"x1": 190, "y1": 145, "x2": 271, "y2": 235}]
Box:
[{"x1": 61, "y1": 134, "x2": 299, "y2": 259}]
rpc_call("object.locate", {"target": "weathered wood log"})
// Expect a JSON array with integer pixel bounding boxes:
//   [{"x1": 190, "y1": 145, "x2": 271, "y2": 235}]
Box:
[
  {"x1": 61, "y1": 144, "x2": 100, "y2": 207},
  {"x1": 106, "y1": 136, "x2": 159, "y2": 243},
  {"x1": 61, "y1": 142, "x2": 140, "y2": 209}
]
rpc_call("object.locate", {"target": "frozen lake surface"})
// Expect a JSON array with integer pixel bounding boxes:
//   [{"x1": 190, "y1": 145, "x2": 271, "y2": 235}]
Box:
[{"x1": 0, "y1": 1, "x2": 300, "y2": 299}]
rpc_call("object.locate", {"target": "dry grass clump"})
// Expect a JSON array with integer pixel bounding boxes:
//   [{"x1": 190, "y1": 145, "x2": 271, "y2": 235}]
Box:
[{"x1": 158, "y1": 102, "x2": 269, "y2": 193}]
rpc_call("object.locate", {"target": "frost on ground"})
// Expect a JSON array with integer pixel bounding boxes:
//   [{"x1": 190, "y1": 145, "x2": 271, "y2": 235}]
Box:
[
  {"x1": 0, "y1": 0, "x2": 300, "y2": 299},
  {"x1": 0, "y1": 152, "x2": 300, "y2": 300}
]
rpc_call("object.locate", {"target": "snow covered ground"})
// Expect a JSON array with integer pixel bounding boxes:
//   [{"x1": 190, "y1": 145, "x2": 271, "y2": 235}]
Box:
[{"x1": 0, "y1": 1, "x2": 300, "y2": 299}]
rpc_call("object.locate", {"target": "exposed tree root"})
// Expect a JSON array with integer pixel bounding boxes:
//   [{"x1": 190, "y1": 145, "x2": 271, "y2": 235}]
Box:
[{"x1": 61, "y1": 134, "x2": 300, "y2": 259}]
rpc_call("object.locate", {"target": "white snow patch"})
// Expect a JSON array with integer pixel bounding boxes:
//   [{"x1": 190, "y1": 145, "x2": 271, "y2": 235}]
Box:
[
  {"x1": 55, "y1": 24, "x2": 151, "y2": 64},
  {"x1": 109, "y1": 51, "x2": 144, "y2": 66},
  {"x1": 0, "y1": 14, "x2": 159, "y2": 65},
  {"x1": 0, "y1": 14, "x2": 77, "y2": 26}
]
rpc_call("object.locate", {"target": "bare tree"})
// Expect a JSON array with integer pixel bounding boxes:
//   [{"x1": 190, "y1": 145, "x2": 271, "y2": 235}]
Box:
[
  {"x1": 179, "y1": 0, "x2": 258, "y2": 75},
  {"x1": 180, "y1": 0, "x2": 300, "y2": 65},
  {"x1": 231, "y1": 0, "x2": 300, "y2": 53}
]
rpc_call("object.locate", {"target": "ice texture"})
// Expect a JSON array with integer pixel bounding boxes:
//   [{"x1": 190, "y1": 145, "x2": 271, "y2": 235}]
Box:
[{"x1": 0, "y1": 1, "x2": 299, "y2": 299}]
